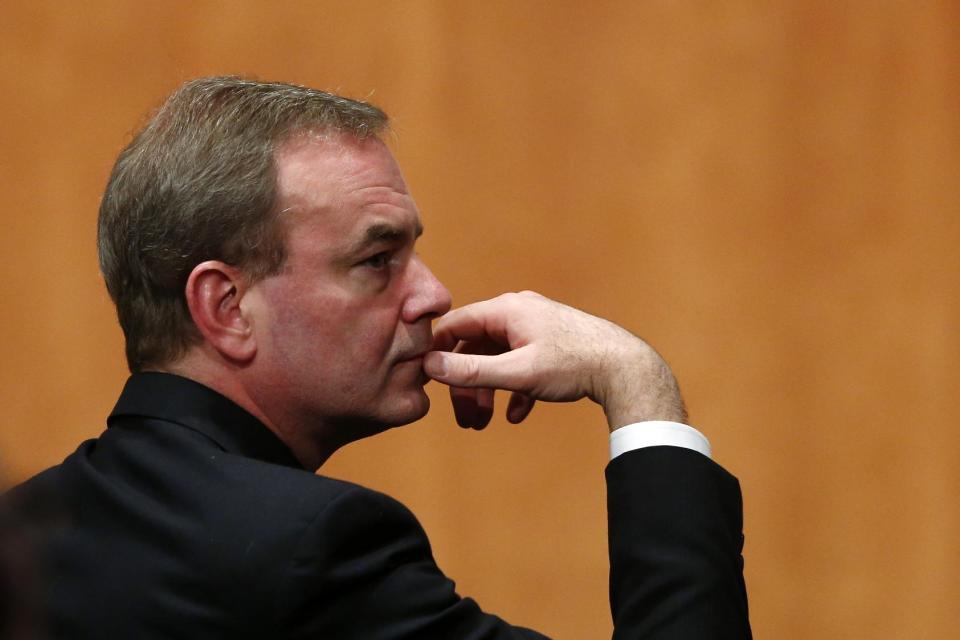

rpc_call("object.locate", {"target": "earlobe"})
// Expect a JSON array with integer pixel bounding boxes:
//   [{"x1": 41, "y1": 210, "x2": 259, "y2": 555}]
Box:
[{"x1": 184, "y1": 261, "x2": 257, "y2": 363}]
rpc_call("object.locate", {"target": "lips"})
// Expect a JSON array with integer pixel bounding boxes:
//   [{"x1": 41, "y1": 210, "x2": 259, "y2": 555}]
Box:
[
  {"x1": 395, "y1": 333, "x2": 433, "y2": 364},
  {"x1": 395, "y1": 349, "x2": 429, "y2": 364}
]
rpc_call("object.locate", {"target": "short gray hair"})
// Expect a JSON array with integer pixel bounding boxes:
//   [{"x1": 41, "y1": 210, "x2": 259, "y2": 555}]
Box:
[{"x1": 97, "y1": 76, "x2": 388, "y2": 372}]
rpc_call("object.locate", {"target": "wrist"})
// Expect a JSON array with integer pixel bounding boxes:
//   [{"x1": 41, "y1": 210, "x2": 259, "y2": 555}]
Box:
[{"x1": 594, "y1": 341, "x2": 687, "y2": 433}]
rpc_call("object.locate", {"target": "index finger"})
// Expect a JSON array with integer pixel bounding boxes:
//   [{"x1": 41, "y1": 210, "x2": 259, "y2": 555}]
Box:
[{"x1": 431, "y1": 295, "x2": 516, "y2": 352}]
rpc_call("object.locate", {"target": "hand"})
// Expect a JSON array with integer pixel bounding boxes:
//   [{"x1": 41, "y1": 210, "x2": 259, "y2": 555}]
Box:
[{"x1": 423, "y1": 291, "x2": 687, "y2": 432}]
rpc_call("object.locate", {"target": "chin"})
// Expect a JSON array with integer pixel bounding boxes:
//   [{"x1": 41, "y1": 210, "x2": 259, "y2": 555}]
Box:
[
  {"x1": 387, "y1": 389, "x2": 431, "y2": 427},
  {"x1": 335, "y1": 391, "x2": 430, "y2": 445}
]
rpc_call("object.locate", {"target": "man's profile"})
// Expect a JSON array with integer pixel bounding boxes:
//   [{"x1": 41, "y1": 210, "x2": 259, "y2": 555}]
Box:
[{"x1": 6, "y1": 77, "x2": 751, "y2": 638}]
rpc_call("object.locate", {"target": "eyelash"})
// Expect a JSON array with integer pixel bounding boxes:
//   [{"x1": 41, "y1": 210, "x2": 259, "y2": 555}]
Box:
[{"x1": 361, "y1": 251, "x2": 391, "y2": 270}]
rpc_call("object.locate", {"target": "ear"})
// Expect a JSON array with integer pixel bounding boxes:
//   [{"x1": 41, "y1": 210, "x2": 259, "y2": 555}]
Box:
[{"x1": 184, "y1": 261, "x2": 258, "y2": 363}]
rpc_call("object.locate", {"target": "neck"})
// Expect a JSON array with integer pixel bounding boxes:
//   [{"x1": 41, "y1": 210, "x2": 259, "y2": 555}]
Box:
[{"x1": 156, "y1": 350, "x2": 340, "y2": 471}]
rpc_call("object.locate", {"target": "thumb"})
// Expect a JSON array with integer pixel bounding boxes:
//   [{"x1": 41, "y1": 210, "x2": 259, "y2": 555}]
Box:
[{"x1": 423, "y1": 348, "x2": 529, "y2": 390}]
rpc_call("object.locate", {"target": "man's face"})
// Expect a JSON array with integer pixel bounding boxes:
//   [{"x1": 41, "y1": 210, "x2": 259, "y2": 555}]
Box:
[{"x1": 244, "y1": 133, "x2": 452, "y2": 444}]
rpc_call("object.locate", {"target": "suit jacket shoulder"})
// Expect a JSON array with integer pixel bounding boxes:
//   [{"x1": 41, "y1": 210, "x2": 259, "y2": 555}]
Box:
[
  {"x1": 6, "y1": 374, "x2": 749, "y2": 638},
  {"x1": 6, "y1": 374, "x2": 547, "y2": 638}
]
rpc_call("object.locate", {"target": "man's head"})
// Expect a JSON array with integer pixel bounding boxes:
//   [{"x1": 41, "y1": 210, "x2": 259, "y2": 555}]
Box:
[
  {"x1": 235, "y1": 132, "x2": 451, "y2": 457},
  {"x1": 99, "y1": 78, "x2": 452, "y2": 466},
  {"x1": 98, "y1": 76, "x2": 388, "y2": 372}
]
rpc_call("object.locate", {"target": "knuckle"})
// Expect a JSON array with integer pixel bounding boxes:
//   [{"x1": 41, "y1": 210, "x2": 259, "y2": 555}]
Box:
[
  {"x1": 461, "y1": 358, "x2": 482, "y2": 385},
  {"x1": 499, "y1": 291, "x2": 520, "y2": 305}
]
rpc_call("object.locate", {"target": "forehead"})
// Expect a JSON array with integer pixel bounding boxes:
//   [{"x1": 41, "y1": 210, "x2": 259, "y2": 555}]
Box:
[{"x1": 273, "y1": 133, "x2": 420, "y2": 247}]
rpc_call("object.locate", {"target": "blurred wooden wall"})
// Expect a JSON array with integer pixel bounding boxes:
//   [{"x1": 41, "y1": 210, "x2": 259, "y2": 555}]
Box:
[{"x1": 1, "y1": 1, "x2": 957, "y2": 637}]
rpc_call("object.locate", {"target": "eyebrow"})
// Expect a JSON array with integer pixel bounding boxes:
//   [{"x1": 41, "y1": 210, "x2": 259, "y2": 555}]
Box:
[{"x1": 345, "y1": 220, "x2": 424, "y2": 257}]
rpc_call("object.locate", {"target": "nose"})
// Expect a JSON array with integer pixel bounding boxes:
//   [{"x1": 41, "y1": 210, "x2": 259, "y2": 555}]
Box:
[{"x1": 402, "y1": 256, "x2": 452, "y2": 323}]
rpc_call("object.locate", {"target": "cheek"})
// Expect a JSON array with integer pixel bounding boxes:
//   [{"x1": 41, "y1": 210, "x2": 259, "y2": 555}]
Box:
[
  {"x1": 348, "y1": 312, "x2": 404, "y2": 362},
  {"x1": 260, "y1": 288, "x2": 341, "y2": 364},
  {"x1": 283, "y1": 305, "x2": 400, "y2": 370},
  {"x1": 261, "y1": 277, "x2": 405, "y2": 369}
]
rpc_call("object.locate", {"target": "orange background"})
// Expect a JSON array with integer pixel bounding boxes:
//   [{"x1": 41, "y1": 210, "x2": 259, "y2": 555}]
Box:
[{"x1": 1, "y1": 2, "x2": 958, "y2": 638}]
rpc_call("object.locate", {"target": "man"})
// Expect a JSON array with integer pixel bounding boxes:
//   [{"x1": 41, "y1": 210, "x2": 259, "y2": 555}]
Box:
[{"x1": 7, "y1": 77, "x2": 750, "y2": 638}]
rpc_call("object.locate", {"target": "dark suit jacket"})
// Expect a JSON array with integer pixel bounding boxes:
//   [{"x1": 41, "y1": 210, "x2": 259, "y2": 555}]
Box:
[{"x1": 7, "y1": 373, "x2": 750, "y2": 638}]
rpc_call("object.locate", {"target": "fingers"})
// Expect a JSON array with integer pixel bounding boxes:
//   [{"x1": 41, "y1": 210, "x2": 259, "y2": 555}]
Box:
[
  {"x1": 441, "y1": 339, "x2": 500, "y2": 429},
  {"x1": 449, "y1": 387, "x2": 494, "y2": 429},
  {"x1": 427, "y1": 293, "x2": 547, "y2": 430},
  {"x1": 448, "y1": 389, "x2": 533, "y2": 428},
  {"x1": 423, "y1": 347, "x2": 531, "y2": 390},
  {"x1": 431, "y1": 295, "x2": 518, "y2": 352},
  {"x1": 506, "y1": 392, "x2": 536, "y2": 424}
]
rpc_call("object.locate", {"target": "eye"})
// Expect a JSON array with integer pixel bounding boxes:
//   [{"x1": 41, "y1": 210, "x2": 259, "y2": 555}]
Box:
[{"x1": 360, "y1": 251, "x2": 390, "y2": 270}]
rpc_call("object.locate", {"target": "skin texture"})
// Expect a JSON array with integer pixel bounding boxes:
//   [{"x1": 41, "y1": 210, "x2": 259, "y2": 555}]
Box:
[
  {"x1": 174, "y1": 132, "x2": 452, "y2": 469},
  {"x1": 242, "y1": 134, "x2": 452, "y2": 462},
  {"x1": 173, "y1": 135, "x2": 685, "y2": 468},
  {"x1": 424, "y1": 291, "x2": 687, "y2": 433}
]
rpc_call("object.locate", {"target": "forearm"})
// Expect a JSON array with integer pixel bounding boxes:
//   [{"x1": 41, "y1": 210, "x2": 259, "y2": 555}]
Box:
[{"x1": 607, "y1": 447, "x2": 751, "y2": 639}]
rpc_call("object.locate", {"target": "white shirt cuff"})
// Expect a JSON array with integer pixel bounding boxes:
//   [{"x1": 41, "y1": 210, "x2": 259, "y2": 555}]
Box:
[{"x1": 609, "y1": 421, "x2": 712, "y2": 460}]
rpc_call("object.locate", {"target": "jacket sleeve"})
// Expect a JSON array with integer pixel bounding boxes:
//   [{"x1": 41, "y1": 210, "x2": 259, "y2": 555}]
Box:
[
  {"x1": 276, "y1": 486, "x2": 549, "y2": 640},
  {"x1": 606, "y1": 446, "x2": 752, "y2": 639}
]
